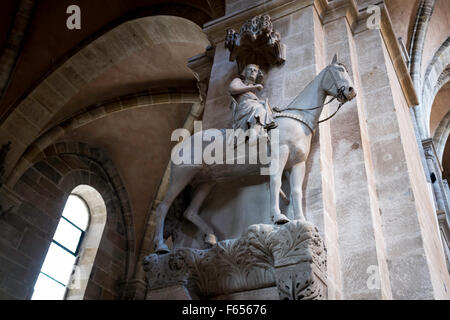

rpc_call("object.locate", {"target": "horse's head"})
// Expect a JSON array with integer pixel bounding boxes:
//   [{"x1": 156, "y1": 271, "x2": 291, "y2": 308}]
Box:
[{"x1": 322, "y1": 54, "x2": 356, "y2": 103}]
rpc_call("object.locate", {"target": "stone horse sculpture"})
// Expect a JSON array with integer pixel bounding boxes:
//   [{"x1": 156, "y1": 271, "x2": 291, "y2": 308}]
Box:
[{"x1": 153, "y1": 54, "x2": 356, "y2": 254}]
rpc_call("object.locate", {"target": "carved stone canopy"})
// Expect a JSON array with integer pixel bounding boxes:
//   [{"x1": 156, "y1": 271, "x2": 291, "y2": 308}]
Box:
[{"x1": 225, "y1": 14, "x2": 286, "y2": 73}]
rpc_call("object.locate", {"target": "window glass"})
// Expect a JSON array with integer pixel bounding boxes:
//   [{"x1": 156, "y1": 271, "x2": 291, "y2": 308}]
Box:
[
  {"x1": 32, "y1": 273, "x2": 66, "y2": 300},
  {"x1": 62, "y1": 195, "x2": 89, "y2": 230},
  {"x1": 40, "y1": 243, "x2": 76, "y2": 285},
  {"x1": 53, "y1": 218, "x2": 82, "y2": 253},
  {"x1": 32, "y1": 194, "x2": 89, "y2": 300}
]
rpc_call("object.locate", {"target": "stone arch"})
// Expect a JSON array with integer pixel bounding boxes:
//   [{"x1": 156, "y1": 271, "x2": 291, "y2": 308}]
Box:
[
  {"x1": 405, "y1": 0, "x2": 422, "y2": 52},
  {"x1": 65, "y1": 184, "x2": 107, "y2": 300},
  {"x1": 11, "y1": 141, "x2": 135, "y2": 299},
  {"x1": 433, "y1": 111, "x2": 450, "y2": 163},
  {"x1": 420, "y1": 39, "x2": 450, "y2": 137},
  {"x1": 408, "y1": 0, "x2": 436, "y2": 139},
  {"x1": 0, "y1": 1, "x2": 222, "y2": 112},
  {"x1": 6, "y1": 89, "x2": 200, "y2": 188},
  {"x1": 0, "y1": 15, "x2": 210, "y2": 185},
  {"x1": 408, "y1": 0, "x2": 436, "y2": 91}
]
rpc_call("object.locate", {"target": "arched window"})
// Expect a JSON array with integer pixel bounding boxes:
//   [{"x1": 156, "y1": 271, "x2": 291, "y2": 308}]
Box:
[
  {"x1": 31, "y1": 185, "x2": 106, "y2": 300},
  {"x1": 32, "y1": 195, "x2": 88, "y2": 300}
]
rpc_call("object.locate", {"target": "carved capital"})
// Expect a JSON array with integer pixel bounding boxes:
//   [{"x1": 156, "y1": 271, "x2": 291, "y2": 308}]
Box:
[
  {"x1": 143, "y1": 220, "x2": 327, "y2": 300},
  {"x1": 274, "y1": 263, "x2": 327, "y2": 300}
]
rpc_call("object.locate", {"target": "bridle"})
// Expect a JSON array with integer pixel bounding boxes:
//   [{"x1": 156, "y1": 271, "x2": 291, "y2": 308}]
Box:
[{"x1": 273, "y1": 65, "x2": 349, "y2": 124}]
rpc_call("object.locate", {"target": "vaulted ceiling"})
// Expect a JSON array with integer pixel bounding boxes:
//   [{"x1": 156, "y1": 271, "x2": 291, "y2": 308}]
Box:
[
  {"x1": 0, "y1": 1, "x2": 221, "y2": 252},
  {"x1": 0, "y1": 0, "x2": 223, "y2": 122}
]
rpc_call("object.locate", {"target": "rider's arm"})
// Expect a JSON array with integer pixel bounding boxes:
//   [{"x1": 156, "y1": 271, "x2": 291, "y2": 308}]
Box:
[{"x1": 229, "y1": 78, "x2": 262, "y2": 95}]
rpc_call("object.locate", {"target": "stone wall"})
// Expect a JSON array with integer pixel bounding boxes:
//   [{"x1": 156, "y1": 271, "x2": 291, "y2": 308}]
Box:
[
  {"x1": 381, "y1": 37, "x2": 449, "y2": 299},
  {"x1": 0, "y1": 141, "x2": 132, "y2": 299},
  {"x1": 191, "y1": 0, "x2": 450, "y2": 299}
]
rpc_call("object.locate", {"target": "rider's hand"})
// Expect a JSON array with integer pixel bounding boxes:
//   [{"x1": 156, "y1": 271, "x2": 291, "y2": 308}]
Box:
[{"x1": 254, "y1": 84, "x2": 263, "y2": 91}]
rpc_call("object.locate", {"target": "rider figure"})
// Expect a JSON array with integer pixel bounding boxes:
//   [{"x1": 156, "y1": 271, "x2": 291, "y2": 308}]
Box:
[{"x1": 229, "y1": 64, "x2": 277, "y2": 144}]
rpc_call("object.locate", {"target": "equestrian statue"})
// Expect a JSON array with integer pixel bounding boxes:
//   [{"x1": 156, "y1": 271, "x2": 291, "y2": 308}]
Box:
[{"x1": 153, "y1": 54, "x2": 356, "y2": 254}]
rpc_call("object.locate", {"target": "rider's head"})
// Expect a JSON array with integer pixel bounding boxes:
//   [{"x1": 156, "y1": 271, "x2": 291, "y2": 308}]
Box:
[{"x1": 241, "y1": 64, "x2": 261, "y2": 83}]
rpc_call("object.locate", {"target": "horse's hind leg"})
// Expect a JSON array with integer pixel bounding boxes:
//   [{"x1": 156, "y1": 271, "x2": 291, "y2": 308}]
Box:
[
  {"x1": 183, "y1": 182, "x2": 217, "y2": 246},
  {"x1": 153, "y1": 166, "x2": 200, "y2": 254}
]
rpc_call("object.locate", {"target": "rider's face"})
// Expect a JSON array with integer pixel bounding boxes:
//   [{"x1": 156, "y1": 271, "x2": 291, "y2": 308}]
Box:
[{"x1": 246, "y1": 66, "x2": 259, "y2": 82}]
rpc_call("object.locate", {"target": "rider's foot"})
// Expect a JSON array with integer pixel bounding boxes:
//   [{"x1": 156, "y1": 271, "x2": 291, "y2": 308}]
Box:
[
  {"x1": 272, "y1": 213, "x2": 290, "y2": 225},
  {"x1": 154, "y1": 242, "x2": 170, "y2": 255},
  {"x1": 265, "y1": 122, "x2": 278, "y2": 130},
  {"x1": 205, "y1": 233, "x2": 217, "y2": 246}
]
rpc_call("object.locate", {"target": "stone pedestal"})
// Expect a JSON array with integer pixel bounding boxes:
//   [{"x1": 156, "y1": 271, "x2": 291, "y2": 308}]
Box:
[{"x1": 143, "y1": 220, "x2": 327, "y2": 300}]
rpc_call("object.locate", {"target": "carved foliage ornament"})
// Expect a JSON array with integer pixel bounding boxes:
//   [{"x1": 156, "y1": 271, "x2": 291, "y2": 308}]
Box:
[
  {"x1": 225, "y1": 14, "x2": 286, "y2": 72},
  {"x1": 144, "y1": 220, "x2": 327, "y2": 299}
]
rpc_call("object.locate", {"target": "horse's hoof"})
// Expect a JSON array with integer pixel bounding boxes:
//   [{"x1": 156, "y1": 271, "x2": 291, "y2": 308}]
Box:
[
  {"x1": 205, "y1": 234, "x2": 217, "y2": 246},
  {"x1": 154, "y1": 243, "x2": 170, "y2": 255},
  {"x1": 272, "y1": 214, "x2": 290, "y2": 225}
]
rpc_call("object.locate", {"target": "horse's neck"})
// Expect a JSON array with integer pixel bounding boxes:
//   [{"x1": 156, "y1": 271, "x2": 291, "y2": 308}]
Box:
[{"x1": 285, "y1": 70, "x2": 327, "y2": 121}]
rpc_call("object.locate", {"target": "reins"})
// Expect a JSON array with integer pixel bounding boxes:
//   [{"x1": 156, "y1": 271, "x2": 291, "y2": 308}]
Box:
[
  {"x1": 274, "y1": 93, "x2": 345, "y2": 123},
  {"x1": 318, "y1": 102, "x2": 344, "y2": 123},
  {"x1": 273, "y1": 65, "x2": 348, "y2": 125}
]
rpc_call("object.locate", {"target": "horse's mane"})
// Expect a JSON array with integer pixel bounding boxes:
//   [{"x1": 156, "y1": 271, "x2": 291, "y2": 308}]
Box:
[{"x1": 336, "y1": 62, "x2": 349, "y2": 73}]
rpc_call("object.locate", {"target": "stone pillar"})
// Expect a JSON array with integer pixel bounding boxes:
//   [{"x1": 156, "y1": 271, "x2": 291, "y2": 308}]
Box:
[
  {"x1": 310, "y1": 4, "x2": 343, "y2": 301},
  {"x1": 353, "y1": 4, "x2": 450, "y2": 299},
  {"x1": 437, "y1": 210, "x2": 450, "y2": 273},
  {"x1": 444, "y1": 180, "x2": 450, "y2": 219},
  {"x1": 423, "y1": 138, "x2": 450, "y2": 218},
  {"x1": 321, "y1": 1, "x2": 392, "y2": 300},
  {"x1": 119, "y1": 279, "x2": 148, "y2": 300},
  {"x1": 198, "y1": 0, "x2": 343, "y2": 300}
]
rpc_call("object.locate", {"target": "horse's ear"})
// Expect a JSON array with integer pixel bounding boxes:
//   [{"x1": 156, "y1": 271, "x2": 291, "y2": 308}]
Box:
[{"x1": 331, "y1": 54, "x2": 338, "y2": 64}]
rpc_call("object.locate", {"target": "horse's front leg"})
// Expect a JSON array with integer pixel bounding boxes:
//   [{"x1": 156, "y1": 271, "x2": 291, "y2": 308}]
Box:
[
  {"x1": 289, "y1": 162, "x2": 306, "y2": 220},
  {"x1": 270, "y1": 144, "x2": 290, "y2": 224}
]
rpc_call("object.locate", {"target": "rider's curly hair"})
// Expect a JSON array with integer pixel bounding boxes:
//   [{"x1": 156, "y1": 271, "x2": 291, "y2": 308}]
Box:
[{"x1": 240, "y1": 64, "x2": 264, "y2": 84}]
